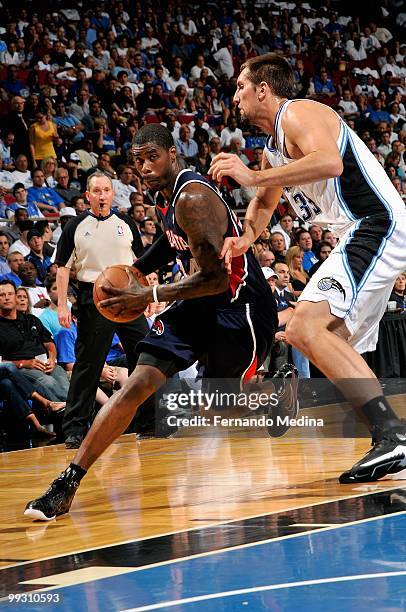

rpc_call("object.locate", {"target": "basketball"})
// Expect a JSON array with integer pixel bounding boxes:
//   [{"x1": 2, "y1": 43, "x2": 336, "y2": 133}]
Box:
[{"x1": 93, "y1": 264, "x2": 149, "y2": 323}]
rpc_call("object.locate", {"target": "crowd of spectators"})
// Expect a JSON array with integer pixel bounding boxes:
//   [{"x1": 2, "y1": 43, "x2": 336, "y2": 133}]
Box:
[{"x1": 0, "y1": 0, "x2": 405, "y2": 442}]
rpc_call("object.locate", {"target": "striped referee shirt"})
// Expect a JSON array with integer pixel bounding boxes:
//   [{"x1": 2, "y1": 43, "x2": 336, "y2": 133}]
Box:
[{"x1": 55, "y1": 210, "x2": 144, "y2": 283}]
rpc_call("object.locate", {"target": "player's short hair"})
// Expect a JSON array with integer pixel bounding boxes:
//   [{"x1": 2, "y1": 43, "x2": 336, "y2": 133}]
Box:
[
  {"x1": 133, "y1": 124, "x2": 174, "y2": 151},
  {"x1": 241, "y1": 53, "x2": 295, "y2": 98}
]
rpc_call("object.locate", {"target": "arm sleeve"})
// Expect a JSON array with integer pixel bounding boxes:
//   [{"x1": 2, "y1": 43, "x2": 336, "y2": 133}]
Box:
[
  {"x1": 54, "y1": 216, "x2": 81, "y2": 266},
  {"x1": 134, "y1": 232, "x2": 175, "y2": 275}
]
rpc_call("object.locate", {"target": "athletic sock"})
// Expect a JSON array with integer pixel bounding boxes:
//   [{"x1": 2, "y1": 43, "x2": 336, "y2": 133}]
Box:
[
  {"x1": 360, "y1": 396, "x2": 402, "y2": 431},
  {"x1": 67, "y1": 462, "x2": 87, "y2": 482}
]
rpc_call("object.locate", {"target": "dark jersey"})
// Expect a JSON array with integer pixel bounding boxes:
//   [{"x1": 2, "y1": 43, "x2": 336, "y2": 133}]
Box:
[{"x1": 154, "y1": 169, "x2": 271, "y2": 307}]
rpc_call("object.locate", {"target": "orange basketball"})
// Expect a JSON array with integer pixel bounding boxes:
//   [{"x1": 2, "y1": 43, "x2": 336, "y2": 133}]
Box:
[{"x1": 93, "y1": 264, "x2": 149, "y2": 323}]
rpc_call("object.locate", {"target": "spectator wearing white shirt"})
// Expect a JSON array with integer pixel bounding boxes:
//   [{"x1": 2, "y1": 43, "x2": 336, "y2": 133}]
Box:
[
  {"x1": 346, "y1": 36, "x2": 367, "y2": 62},
  {"x1": 380, "y1": 56, "x2": 402, "y2": 77},
  {"x1": 377, "y1": 132, "x2": 392, "y2": 159},
  {"x1": 112, "y1": 166, "x2": 137, "y2": 212},
  {"x1": 11, "y1": 155, "x2": 32, "y2": 188},
  {"x1": 0, "y1": 42, "x2": 21, "y2": 65},
  {"x1": 362, "y1": 27, "x2": 381, "y2": 53},
  {"x1": 141, "y1": 26, "x2": 162, "y2": 57},
  {"x1": 180, "y1": 16, "x2": 197, "y2": 36},
  {"x1": 220, "y1": 117, "x2": 246, "y2": 149},
  {"x1": 354, "y1": 75, "x2": 379, "y2": 98},
  {"x1": 213, "y1": 37, "x2": 235, "y2": 79},
  {"x1": 165, "y1": 67, "x2": 188, "y2": 92},
  {"x1": 189, "y1": 55, "x2": 215, "y2": 82},
  {"x1": 161, "y1": 112, "x2": 181, "y2": 141},
  {"x1": 338, "y1": 90, "x2": 360, "y2": 119}
]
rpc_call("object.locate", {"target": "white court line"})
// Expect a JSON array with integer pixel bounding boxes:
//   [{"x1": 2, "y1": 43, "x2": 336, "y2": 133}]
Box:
[{"x1": 124, "y1": 571, "x2": 406, "y2": 611}]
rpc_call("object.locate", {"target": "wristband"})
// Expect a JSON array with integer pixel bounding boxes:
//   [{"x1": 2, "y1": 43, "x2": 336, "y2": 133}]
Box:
[{"x1": 152, "y1": 285, "x2": 159, "y2": 304}]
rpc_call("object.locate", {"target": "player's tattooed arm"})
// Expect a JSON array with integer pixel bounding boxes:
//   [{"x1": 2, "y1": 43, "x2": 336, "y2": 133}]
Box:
[
  {"x1": 98, "y1": 186, "x2": 229, "y2": 314},
  {"x1": 156, "y1": 184, "x2": 230, "y2": 301}
]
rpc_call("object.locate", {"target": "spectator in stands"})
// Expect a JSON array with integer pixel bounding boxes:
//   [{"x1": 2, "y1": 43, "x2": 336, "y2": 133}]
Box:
[
  {"x1": 8, "y1": 183, "x2": 42, "y2": 218},
  {"x1": 220, "y1": 117, "x2": 246, "y2": 148},
  {"x1": 112, "y1": 166, "x2": 137, "y2": 212},
  {"x1": 309, "y1": 224, "x2": 323, "y2": 251},
  {"x1": 378, "y1": 131, "x2": 393, "y2": 160},
  {"x1": 308, "y1": 241, "x2": 333, "y2": 277},
  {"x1": 11, "y1": 155, "x2": 32, "y2": 188},
  {"x1": 175, "y1": 125, "x2": 198, "y2": 161},
  {"x1": 389, "y1": 273, "x2": 406, "y2": 310},
  {"x1": 0, "y1": 251, "x2": 24, "y2": 287},
  {"x1": 271, "y1": 213, "x2": 294, "y2": 250},
  {"x1": 270, "y1": 232, "x2": 286, "y2": 263},
  {"x1": 286, "y1": 246, "x2": 309, "y2": 297},
  {"x1": 368, "y1": 99, "x2": 392, "y2": 125},
  {"x1": 25, "y1": 230, "x2": 52, "y2": 284},
  {"x1": 39, "y1": 275, "x2": 68, "y2": 337},
  {"x1": 313, "y1": 68, "x2": 336, "y2": 97},
  {"x1": 258, "y1": 250, "x2": 276, "y2": 268},
  {"x1": 27, "y1": 168, "x2": 65, "y2": 214},
  {"x1": 296, "y1": 230, "x2": 318, "y2": 272},
  {"x1": 18, "y1": 261, "x2": 49, "y2": 308},
  {"x1": 229, "y1": 137, "x2": 250, "y2": 165},
  {"x1": 8, "y1": 220, "x2": 33, "y2": 258},
  {"x1": 140, "y1": 218, "x2": 157, "y2": 249},
  {"x1": 0, "y1": 362, "x2": 64, "y2": 438},
  {"x1": 0, "y1": 280, "x2": 69, "y2": 402},
  {"x1": 192, "y1": 142, "x2": 212, "y2": 175},
  {"x1": 209, "y1": 136, "x2": 222, "y2": 160},
  {"x1": 0, "y1": 232, "x2": 11, "y2": 275},
  {"x1": 338, "y1": 90, "x2": 360, "y2": 120},
  {"x1": 213, "y1": 36, "x2": 235, "y2": 78},
  {"x1": 29, "y1": 108, "x2": 58, "y2": 169},
  {"x1": 53, "y1": 168, "x2": 82, "y2": 204},
  {"x1": 1, "y1": 97, "x2": 31, "y2": 164}
]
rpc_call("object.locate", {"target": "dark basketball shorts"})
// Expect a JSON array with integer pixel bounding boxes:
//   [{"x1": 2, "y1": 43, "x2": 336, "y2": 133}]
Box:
[{"x1": 137, "y1": 296, "x2": 277, "y2": 386}]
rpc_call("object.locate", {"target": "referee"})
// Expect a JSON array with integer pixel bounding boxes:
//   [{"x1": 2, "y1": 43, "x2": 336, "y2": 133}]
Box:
[{"x1": 55, "y1": 172, "x2": 148, "y2": 448}]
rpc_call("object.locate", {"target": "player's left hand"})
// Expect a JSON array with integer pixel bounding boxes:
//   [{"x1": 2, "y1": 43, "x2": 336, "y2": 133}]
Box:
[
  {"x1": 99, "y1": 282, "x2": 151, "y2": 313},
  {"x1": 209, "y1": 153, "x2": 255, "y2": 186}
]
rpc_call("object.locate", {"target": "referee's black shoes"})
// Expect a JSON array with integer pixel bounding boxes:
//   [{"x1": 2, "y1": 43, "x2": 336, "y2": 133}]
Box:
[
  {"x1": 339, "y1": 423, "x2": 406, "y2": 483},
  {"x1": 267, "y1": 364, "x2": 299, "y2": 437},
  {"x1": 24, "y1": 466, "x2": 81, "y2": 521}
]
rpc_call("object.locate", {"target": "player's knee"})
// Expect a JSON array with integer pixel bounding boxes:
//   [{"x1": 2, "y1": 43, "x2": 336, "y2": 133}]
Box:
[{"x1": 285, "y1": 312, "x2": 312, "y2": 350}]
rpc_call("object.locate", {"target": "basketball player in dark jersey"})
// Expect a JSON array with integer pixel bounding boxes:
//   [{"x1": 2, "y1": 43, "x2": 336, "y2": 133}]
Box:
[{"x1": 24, "y1": 124, "x2": 296, "y2": 521}]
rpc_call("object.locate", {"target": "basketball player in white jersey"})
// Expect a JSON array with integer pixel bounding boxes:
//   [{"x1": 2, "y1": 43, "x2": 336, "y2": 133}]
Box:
[{"x1": 209, "y1": 53, "x2": 406, "y2": 484}]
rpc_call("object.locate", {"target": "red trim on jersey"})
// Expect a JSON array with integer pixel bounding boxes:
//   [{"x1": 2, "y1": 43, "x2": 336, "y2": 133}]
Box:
[
  {"x1": 243, "y1": 355, "x2": 258, "y2": 385},
  {"x1": 156, "y1": 204, "x2": 169, "y2": 216}
]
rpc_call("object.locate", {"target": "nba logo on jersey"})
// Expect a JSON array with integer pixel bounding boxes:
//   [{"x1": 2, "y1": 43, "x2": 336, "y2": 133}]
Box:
[{"x1": 117, "y1": 225, "x2": 124, "y2": 236}]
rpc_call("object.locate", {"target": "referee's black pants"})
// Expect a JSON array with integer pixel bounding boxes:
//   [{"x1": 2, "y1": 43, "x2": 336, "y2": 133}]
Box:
[{"x1": 62, "y1": 296, "x2": 149, "y2": 440}]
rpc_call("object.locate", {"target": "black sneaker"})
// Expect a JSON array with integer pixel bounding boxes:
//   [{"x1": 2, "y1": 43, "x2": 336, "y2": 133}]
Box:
[
  {"x1": 24, "y1": 467, "x2": 80, "y2": 521},
  {"x1": 339, "y1": 425, "x2": 406, "y2": 483},
  {"x1": 267, "y1": 364, "x2": 299, "y2": 437}
]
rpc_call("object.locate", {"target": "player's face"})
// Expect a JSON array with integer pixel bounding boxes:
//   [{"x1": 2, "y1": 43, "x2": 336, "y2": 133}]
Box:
[
  {"x1": 133, "y1": 144, "x2": 177, "y2": 191},
  {"x1": 233, "y1": 69, "x2": 258, "y2": 122}
]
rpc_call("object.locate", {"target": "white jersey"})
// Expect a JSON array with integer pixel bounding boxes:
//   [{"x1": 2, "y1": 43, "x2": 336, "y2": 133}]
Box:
[
  {"x1": 264, "y1": 99, "x2": 405, "y2": 238},
  {"x1": 264, "y1": 99, "x2": 406, "y2": 354}
]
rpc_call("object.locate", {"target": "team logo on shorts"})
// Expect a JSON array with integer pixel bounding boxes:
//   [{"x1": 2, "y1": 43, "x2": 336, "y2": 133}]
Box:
[
  {"x1": 317, "y1": 277, "x2": 346, "y2": 299},
  {"x1": 152, "y1": 319, "x2": 164, "y2": 335}
]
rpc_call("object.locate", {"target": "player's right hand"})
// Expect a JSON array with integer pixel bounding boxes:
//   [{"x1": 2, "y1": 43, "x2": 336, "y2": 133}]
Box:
[
  {"x1": 58, "y1": 305, "x2": 72, "y2": 329},
  {"x1": 219, "y1": 236, "x2": 251, "y2": 274}
]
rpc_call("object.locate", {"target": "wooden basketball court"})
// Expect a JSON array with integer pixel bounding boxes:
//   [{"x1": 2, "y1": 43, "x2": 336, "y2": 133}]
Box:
[{"x1": 1, "y1": 396, "x2": 405, "y2": 610}]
